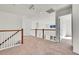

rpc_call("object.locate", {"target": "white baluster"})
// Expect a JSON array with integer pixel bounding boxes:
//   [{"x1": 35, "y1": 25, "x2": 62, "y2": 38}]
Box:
[
  {"x1": 3, "y1": 32, "x2": 4, "y2": 48},
  {"x1": 7, "y1": 32, "x2": 9, "y2": 48},
  {"x1": 11, "y1": 32, "x2": 13, "y2": 46},
  {"x1": 13, "y1": 32, "x2": 15, "y2": 46}
]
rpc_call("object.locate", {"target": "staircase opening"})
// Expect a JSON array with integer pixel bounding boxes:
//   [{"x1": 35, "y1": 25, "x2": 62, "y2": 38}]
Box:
[{"x1": 0, "y1": 29, "x2": 23, "y2": 50}]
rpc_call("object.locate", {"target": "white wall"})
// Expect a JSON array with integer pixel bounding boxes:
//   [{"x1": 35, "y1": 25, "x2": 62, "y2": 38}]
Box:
[
  {"x1": 32, "y1": 12, "x2": 56, "y2": 29},
  {"x1": 73, "y1": 5, "x2": 79, "y2": 54},
  {"x1": 0, "y1": 11, "x2": 22, "y2": 29},
  {"x1": 22, "y1": 15, "x2": 32, "y2": 36}
]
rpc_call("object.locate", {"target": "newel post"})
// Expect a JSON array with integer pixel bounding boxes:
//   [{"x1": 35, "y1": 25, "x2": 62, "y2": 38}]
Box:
[{"x1": 21, "y1": 28, "x2": 23, "y2": 44}]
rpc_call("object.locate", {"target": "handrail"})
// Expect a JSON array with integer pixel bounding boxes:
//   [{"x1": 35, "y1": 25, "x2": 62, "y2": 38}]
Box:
[
  {"x1": 0, "y1": 29, "x2": 22, "y2": 32},
  {"x1": 21, "y1": 29, "x2": 23, "y2": 44},
  {"x1": 0, "y1": 29, "x2": 23, "y2": 46}
]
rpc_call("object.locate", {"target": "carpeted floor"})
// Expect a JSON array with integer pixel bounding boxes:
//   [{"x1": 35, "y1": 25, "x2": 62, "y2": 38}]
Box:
[{"x1": 0, "y1": 36, "x2": 75, "y2": 55}]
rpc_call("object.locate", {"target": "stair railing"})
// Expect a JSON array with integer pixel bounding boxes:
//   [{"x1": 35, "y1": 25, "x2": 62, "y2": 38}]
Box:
[{"x1": 0, "y1": 29, "x2": 23, "y2": 50}]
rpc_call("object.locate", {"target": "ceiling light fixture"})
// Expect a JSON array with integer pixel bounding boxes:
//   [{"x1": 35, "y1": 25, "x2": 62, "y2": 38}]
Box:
[{"x1": 46, "y1": 8, "x2": 54, "y2": 14}]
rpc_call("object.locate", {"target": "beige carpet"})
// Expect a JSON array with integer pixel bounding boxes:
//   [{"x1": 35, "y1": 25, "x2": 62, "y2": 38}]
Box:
[{"x1": 0, "y1": 36, "x2": 75, "y2": 55}]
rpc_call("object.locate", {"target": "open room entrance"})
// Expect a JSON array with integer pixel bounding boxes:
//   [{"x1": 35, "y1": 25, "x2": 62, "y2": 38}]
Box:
[
  {"x1": 56, "y1": 5, "x2": 73, "y2": 49},
  {"x1": 59, "y1": 14, "x2": 72, "y2": 46}
]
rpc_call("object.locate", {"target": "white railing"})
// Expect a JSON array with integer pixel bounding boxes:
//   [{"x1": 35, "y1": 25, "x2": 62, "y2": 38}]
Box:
[{"x1": 0, "y1": 29, "x2": 23, "y2": 50}]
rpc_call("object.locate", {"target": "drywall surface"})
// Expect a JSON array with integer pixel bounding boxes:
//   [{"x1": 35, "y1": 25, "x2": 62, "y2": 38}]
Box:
[
  {"x1": 0, "y1": 11, "x2": 22, "y2": 29},
  {"x1": 73, "y1": 5, "x2": 79, "y2": 54},
  {"x1": 22, "y1": 15, "x2": 32, "y2": 36},
  {"x1": 31, "y1": 12, "x2": 56, "y2": 29}
]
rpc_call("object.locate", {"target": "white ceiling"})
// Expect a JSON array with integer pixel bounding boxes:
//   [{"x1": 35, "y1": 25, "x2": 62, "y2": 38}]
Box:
[
  {"x1": 0, "y1": 4, "x2": 70, "y2": 15},
  {"x1": 0, "y1": 4, "x2": 70, "y2": 19}
]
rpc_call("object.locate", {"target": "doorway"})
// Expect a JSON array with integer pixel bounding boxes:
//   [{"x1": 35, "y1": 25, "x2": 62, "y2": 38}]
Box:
[
  {"x1": 59, "y1": 14, "x2": 72, "y2": 46},
  {"x1": 56, "y1": 5, "x2": 72, "y2": 43}
]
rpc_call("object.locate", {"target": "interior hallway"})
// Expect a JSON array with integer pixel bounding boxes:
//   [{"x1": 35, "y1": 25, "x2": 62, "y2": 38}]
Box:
[{"x1": 0, "y1": 36, "x2": 75, "y2": 55}]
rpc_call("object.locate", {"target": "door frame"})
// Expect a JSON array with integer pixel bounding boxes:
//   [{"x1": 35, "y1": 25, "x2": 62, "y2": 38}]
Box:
[{"x1": 56, "y1": 5, "x2": 73, "y2": 43}]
